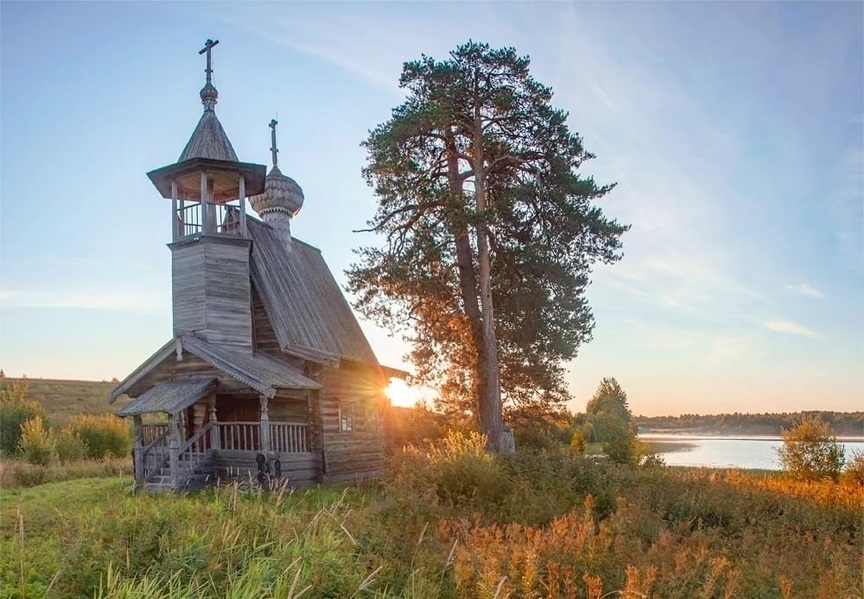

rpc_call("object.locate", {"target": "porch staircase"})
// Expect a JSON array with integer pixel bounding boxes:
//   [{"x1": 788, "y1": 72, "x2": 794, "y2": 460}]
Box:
[
  {"x1": 143, "y1": 450, "x2": 216, "y2": 492},
  {"x1": 139, "y1": 422, "x2": 217, "y2": 492}
]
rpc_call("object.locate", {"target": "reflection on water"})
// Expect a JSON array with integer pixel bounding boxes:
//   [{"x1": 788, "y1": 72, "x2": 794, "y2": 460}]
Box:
[{"x1": 639, "y1": 435, "x2": 864, "y2": 470}]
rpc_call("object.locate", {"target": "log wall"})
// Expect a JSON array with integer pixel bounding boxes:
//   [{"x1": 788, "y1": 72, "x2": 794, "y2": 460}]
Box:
[
  {"x1": 213, "y1": 450, "x2": 319, "y2": 486},
  {"x1": 171, "y1": 235, "x2": 253, "y2": 353},
  {"x1": 318, "y1": 363, "x2": 388, "y2": 482}
]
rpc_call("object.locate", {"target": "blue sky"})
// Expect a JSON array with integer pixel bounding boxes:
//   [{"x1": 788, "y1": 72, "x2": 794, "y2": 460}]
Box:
[{"x1": 1, "y1": 2, "x2": 861, "y2": 416}]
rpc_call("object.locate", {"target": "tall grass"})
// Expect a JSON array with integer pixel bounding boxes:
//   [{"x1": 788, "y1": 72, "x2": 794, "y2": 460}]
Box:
[
  {"x1": 0, "y1": 457, "x2": 131, "y2": 489},
  {"x1": 1, "y1": 435, "x2": 861, "y2": 598}
]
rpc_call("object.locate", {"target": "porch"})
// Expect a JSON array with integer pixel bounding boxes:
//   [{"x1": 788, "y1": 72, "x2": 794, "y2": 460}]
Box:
[
  {"x1": 136, "y1": 420, "x2": 317, "y2": 492},
  {"x1": 122, "y1": 377, "x2": 319, "y2": 492}
]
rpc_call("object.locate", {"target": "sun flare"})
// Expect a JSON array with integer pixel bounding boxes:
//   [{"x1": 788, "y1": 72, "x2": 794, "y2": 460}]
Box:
[{"x1": 385, "y1": 379, "x2": 429, "y2": 408}]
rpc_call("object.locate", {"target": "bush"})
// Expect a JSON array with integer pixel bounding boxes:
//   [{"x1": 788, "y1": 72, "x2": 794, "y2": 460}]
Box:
[
  {"x1": 18, "y1": 416, "x2": 58, "y2": 466},
  {"x1": 391, "y1": 431, "x2": 511, "y2": 511},
  {"x1": 776, "y1": 416, "x2": 845, "y2": 481},
  {"x1": 570, "y1": 430, "x2": 586, "y2": 455},
  {"x1": 506, "y1": 404, "x2": 573, "y2": 450},
  {"x1": 388, "y1": 403, "x2": 447, "y2": 448},
  {"x1": 65, "y1": 414, "x2": 132, "y2": 459},
  {"x1": 55, "y1": 430, "x2": 89, "y2": 463},
  {"x1": 0, "y1": 380, "x2": 46, "y2": 455},
  {"x1": 842, "y1": 449, "x2": 864, "y2": 486}
]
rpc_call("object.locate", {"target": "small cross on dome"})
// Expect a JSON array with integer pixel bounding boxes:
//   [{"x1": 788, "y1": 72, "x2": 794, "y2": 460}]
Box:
[
  {"x1": 199, "y1": 39, "x2": 220, "y2": 84},
  {"x1": 269, "y1": 119, "x2": 279, "y2": 168}
]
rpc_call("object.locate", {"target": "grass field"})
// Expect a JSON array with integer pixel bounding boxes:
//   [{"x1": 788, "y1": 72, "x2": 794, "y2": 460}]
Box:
[
  {"x1": 1, "y1": 438, "x2": 861, "y2": 598},
  {"x1": 1, "y1": 381, "x2": 861, "y2": 598},
  {"x1": 0, "y1": 378, "x2": 130, "y2": 428}
]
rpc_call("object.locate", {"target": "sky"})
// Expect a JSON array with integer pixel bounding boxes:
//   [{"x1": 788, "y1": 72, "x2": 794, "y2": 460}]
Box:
[{"x1": 1, "y1": 1, "x2": 862, "y2": 417}]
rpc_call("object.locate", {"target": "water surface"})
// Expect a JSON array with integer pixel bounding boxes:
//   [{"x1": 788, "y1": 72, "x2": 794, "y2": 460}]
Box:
[{"x1": 640, "y1": 435, "x2": 864, "y2": 470}]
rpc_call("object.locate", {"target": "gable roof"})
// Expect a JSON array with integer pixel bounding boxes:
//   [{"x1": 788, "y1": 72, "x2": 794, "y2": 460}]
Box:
[
  {"x1": 179, "y1": 110, "x2": 238, "y2": 162},
  {"x1": 109, "y1": 334, "x2": 320, "y2": 404},
  {"x1": 118, "y1": 378, "x2": 217, "y2": 416},
  {"x1": 247, "y1": 218, "x2": 379, "y2": 367}
]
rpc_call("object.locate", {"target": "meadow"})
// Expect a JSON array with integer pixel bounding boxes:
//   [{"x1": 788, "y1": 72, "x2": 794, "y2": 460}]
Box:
[
  {"x1": 0, "y1": 378, "x2": 129, "y2": 428},
  {"x1": 1, "y1": 433, "x2": 862, "y2": 599},
  {"x1": 1, "y1": 380, "x2": 861, "y2": 598}
]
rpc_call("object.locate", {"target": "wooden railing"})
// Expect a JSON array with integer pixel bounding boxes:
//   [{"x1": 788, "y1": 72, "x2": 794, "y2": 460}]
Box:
[
  {"x1": 177, "y1": 203, "x2": 202, "y2": 238},
  {"x1": 176, "y1": 203, "x2": 240, "y2": 239},
  {"x1": 177, "y1": 421, "x2": 214, "y2": 475},
  {"x1": 179, "y1": 421, "x2": 214, "y2": 460},
  {"x1": 270, "y1": 422, "x2": 309, "y2": 453},
  {"x1": 141, "y1": 424, "x2": 169, "y2": 446},
  {"x1": 140, "y1": 429, "x2": 169, "y2": 482},
  {"x1": 217, "y1": 422, "x2": 260, "y2": 451},
  {"x1": 214, "y1": 422, "x2": 310, "y2": 453}
]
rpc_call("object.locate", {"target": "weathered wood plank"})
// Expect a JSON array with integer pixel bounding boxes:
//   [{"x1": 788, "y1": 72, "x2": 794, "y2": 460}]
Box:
[{"x1": 171, "y1": 236, "x2": 254, "y2": 353}]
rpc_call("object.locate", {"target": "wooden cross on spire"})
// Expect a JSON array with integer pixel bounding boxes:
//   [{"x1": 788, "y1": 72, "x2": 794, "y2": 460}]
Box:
[
  {"x1": 199, "y1": 39, "x2": 220, "y2": 84},
  {"x1": 269, "y1": 119, "x2": 279, "y2": 167}
]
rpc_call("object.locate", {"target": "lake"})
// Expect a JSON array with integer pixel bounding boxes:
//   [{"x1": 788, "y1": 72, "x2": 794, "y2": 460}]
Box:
[{"x1": 640, "y1": 434, "x2": 864, "y2": 470}]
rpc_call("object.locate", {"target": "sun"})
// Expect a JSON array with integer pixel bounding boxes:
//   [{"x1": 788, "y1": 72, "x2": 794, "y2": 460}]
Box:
[{"x1": 385, "y1": 379, "x2": 427, "y2": 408}]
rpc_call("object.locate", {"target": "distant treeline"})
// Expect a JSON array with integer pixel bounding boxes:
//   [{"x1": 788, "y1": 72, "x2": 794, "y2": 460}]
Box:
[{"x1": 635, "y1": 411, "x2": 864, "y2": 437}]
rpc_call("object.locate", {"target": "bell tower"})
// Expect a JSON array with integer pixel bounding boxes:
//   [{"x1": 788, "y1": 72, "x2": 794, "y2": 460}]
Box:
[{"x1": 146, "y1": 40, "x2": 266, "y2": 353}]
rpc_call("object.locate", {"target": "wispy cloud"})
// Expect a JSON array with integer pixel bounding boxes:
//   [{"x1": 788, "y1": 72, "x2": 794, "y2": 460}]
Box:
[
  {"x1": 764, "y1": 320, "x2": 823, "y2": 339},
  {"x1": 785, "y1": 283, "x2": 825, "y2": 300},
  {"x1": 0, "y1": 289, "x2": 164, "y2": 313}
]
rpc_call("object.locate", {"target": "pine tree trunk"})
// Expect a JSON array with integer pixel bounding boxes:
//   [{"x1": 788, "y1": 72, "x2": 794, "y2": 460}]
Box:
[
  {"x1": 471, "y1": 104, "x2": 513, "y2": 454},
  {"x1": 445, "y1": 127, "x2": 488, "y2": 425}
]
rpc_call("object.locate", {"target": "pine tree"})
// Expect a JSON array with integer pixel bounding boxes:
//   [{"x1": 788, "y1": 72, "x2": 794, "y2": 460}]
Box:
[{"x1": 349, "y1": 42, "x2": 628, "y2": 451}]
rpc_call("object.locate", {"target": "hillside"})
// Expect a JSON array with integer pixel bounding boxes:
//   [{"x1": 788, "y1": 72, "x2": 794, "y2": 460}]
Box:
[
  {"x1": 635, "y1": 411, "x2": 864, "y2": 438},
  {"x1": 0, "y1": 377, "x2": 130, "y2": 427}
]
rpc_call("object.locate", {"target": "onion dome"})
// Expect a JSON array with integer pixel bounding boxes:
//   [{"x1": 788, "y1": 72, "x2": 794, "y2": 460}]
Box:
[{"x1": 249, "y1": 120, "x2": 304, "y2": 245}]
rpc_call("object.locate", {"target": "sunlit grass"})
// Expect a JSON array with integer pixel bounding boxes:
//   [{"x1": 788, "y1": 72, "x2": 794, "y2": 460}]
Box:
[{"x1": 1, "y1": 442, "x2": 861, "y2": 598}]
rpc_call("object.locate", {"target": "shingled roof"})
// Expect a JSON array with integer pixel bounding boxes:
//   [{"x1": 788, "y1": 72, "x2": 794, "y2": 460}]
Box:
[
  {"x1": 109, "y1": 334, "x2": 321, "y2": 404},
  {"x1": 248, "y1": 218, "x2": 379, "y2": 367},
  {"x1": 118, "y1": 378, "x2": 217, "y2": 416},
  {"x1": 178, "y1": 110, "x2": 239, "y2": 162}
]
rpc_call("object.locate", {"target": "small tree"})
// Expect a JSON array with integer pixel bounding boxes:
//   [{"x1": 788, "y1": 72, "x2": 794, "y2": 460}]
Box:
[
  {"x1": 776, "y1": 416, "x2": 845, "y2": 481},
  {"x1": 0, "y1": 380, "x2": 46, "y2": 455},
  {"x1": 570, "y1": 430, "x2": 586, "y2": 455},
  {"x1": 585, "y1": 377, "x2": 637, "y2": 464},
  {"x1": 18, "y1": 416, "x2": 57, "y2": 466}
]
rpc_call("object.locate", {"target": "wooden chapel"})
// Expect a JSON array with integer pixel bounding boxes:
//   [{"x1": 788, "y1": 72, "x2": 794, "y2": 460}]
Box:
[{"x1": 109, "y1": 40, "x2": 396, "y2": 492}]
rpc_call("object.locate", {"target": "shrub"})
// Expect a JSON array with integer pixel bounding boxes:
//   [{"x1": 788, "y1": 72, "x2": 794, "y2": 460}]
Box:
[
  {"x1": 640, "y1": 452, "x2": 666, "y2": 468},
  {"x1": 390, "y1": 431, "x2": 511, "y2": 511},
  {"x1": 65, "y1": 414, "x2": 132, "y2": 459},
  {"x1": 842, "y1": 449, "x2": 864, "y2": 486},
  {"x1": 506, "y1": 404, "x2": 573, "y2": 450},
  {"x1": 776, "y1": 416, "x2": 845, "y2": 481},
  {"x1": 18, "y1": 416, "x2": 58, "y2": 466},
  {"x1": 55, "y1": 430, "x2": 89, "y2": 463},
  {"x1": 0, "y1": 380, "x2": 45, "y2": 455},
  {"x1": 388, "y1": 403, "x2": 446, "y2": 448},
  {"x1": 570, "y1": 430, "x2": 586, "y2": 455}
]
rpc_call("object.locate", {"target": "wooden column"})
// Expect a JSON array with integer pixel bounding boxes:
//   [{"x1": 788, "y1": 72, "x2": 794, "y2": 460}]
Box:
[
  {"x1": 259, "y1": 395, "x2": 270, "y2": 452},
  {"x1": 133, "y1": 415, "x2": 144, "y2": 484},
  {"x1": 207, "y1": 178, "x2": 217, "y2": 232},
  {"x1": 169, "y1": 413, "x2": 181, "y2": 489},
  {"x1": 208, "y1": 394, "x2": 220, "y2": 450},
  {"x1": 171, "y1": 181, "x2": 179, "y2": 241},
  {"x1": 238, "y1": 175, "x2": 247, "y2": 237},
  {"x1": 200, "y1": 171, "x2": 211, "y2": 234}
]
